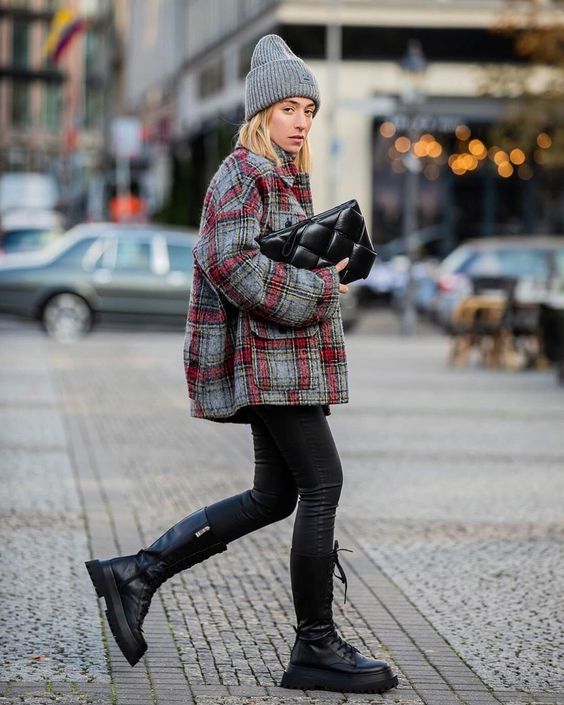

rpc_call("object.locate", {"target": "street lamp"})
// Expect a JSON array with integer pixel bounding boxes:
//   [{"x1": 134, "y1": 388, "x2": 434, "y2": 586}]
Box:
[{"x1": 398, "y1": 40, "x2": 427, "y2": 336}]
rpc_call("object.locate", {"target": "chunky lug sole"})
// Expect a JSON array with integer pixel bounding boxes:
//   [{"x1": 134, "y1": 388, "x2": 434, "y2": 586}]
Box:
[
  {"x1": 85, "y1": 559, "x2": 146, "y2": 667},
  {"x1": 281, "y1": 663, "x2": 399, "y2": 694}
]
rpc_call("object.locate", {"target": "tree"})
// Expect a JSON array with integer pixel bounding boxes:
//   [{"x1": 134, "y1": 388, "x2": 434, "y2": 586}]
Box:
[{"x1": 480, "y1": 0, "x2": 564, "y2": 168}]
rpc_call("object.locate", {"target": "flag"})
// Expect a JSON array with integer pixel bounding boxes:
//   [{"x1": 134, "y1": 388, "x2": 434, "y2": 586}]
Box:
[{"x1": 43, "y1": 7, "x2": 85, "y2": 64}]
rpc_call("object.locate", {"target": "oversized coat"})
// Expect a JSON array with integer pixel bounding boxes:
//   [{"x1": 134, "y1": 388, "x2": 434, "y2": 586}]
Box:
[{"x1": 183, "y1": 140, "x2": 349, "y2": 422}]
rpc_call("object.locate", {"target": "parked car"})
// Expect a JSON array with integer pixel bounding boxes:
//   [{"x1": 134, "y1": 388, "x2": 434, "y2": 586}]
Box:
[
  {"x1": 0, "y1": 223, "x2": 198, "y2": 340},
  {"x1": 1, "y1": 208, "x2": 65, "y2": 255},
  {"x1": 0, "y1": 222, "x2": 360, "y2": 340},
  {"x1": 430, "y1": 236, "x2": 564, "y2": 328}
]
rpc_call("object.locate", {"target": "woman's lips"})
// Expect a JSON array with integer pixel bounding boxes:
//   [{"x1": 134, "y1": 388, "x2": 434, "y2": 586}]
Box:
[{"x1": 289, "y1": 136, "x2": 304, "y2": 141}]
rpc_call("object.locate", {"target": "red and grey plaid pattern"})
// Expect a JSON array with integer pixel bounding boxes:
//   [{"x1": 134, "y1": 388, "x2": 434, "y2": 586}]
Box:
[{"x1": 184, "y1": 142, "x2": 349, "y2": 421}]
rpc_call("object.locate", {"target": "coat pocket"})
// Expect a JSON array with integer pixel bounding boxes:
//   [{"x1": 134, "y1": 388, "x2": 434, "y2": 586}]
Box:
[{"x1": 249, "y1": 317, "x2": 321, "y2": 392}]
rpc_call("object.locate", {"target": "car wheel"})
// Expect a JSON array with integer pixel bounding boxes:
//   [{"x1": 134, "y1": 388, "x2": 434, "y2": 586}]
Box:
[{"x1": 42, "y1": 293, "x2": 93, "y2": 341}]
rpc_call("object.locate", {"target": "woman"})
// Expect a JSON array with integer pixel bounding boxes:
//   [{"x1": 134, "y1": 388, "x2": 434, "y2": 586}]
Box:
[{"x1": 85, "y1": 34, "x2": 398, "y2": 695}]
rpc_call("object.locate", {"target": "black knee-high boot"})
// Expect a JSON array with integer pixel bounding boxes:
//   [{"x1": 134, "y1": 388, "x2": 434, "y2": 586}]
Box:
[
  {"x1": 281, "y1": 541, "x2": 398, "y2": 694},
  {"x1": 85, "y1": 507, "x2": 226, "y2": 666}
]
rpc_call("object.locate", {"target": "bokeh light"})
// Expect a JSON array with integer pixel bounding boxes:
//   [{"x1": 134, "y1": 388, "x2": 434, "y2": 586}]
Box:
[
  {"x1": 509, "y1": 148, "x2": 526, "y2": 165},
  {"x1": 379, "y1": 121, "x2": 397, "y2": 138},
  {"x1": 518, "y1": 164, "x2": 533, "y2": 180},
  {"x1": 537, "y1": 133, "x2": 552, "y2": 149},
  {"x1": 394, "y1": 136, "x2": 411, "y2": 153},
  {"x1": 455, "y1": 124, "x2": 471, "y2": 141},
  {"x1": 498, "y1": 162, "x2": 514, "y2": 177}
]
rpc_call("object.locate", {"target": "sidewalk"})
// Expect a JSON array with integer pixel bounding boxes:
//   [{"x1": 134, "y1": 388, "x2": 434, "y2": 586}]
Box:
[{"x1": 1, "y1": 313, "x2": 563, "y2": 705}]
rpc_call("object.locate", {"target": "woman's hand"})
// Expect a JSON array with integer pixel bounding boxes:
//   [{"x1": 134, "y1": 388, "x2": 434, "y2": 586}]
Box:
[{"x1": 335, "y1": 258, "x2": 349, "y2": 294}]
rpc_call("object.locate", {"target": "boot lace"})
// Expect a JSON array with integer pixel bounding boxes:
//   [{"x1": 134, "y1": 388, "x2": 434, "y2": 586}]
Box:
[
  {"x1": 332, "y1": 540, "x2": 353, "y2": 604},
  {"x1": 328, "y1": 628, "x2": 360, "y2": 660}
]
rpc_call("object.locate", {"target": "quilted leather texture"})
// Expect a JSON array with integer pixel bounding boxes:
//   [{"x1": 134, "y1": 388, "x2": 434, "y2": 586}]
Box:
[{"x1": 258, "y1": 199, "x2": 376, "y2": 284}]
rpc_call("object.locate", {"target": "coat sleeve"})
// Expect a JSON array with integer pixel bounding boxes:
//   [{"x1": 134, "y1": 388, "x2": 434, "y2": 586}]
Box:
[{"x1": 194, "y1": 177, "x2": 341, "y2": 328}]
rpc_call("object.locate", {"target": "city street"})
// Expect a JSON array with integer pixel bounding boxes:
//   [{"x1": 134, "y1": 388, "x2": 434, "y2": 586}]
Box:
[{"x1": 1, "y1": 311, "x2": 563, "y2": 705}]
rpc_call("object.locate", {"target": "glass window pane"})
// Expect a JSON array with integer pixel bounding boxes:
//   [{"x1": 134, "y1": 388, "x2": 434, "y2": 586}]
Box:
[
  {"x1": 12, "y1": 82, "x2": 30, "y2": 127},
  {"x1": 85, "y1": 89, "x2": 103, "y2": 130},
  {"x1": 12, "y1": 21, "x2": 29, "y2": 68},
  {"x1": 56, "y1": 237, "x2": 98, "y2": 266},
  {"x1": 554, "y1": 250, "x2": 564, "y2": 277},
  {"x1": 167, "y1": 243, "x2": 193, "y2": 273},
  {"x1": 497, "y1": 249, "x2": 548, "y2": 277},
  {"x1": 114, "y1": 240, "x2": 152, "y2": 272},
  {"x1": 43, "y1": 84, "x2": 62, "y2": 131},
  {"x1": 467, "y1": 249, "x2": 548, "y2": 278}
]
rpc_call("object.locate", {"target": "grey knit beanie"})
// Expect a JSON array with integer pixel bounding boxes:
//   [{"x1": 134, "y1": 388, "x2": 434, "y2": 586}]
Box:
[{"x1": 244, "y1": 34, "x2": 320, "y2": 121}]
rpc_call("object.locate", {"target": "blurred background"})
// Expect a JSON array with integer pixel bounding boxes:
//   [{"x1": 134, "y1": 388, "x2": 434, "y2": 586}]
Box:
[{"x1": 0, "y1": 0, "x2": 563, "y2": 377}]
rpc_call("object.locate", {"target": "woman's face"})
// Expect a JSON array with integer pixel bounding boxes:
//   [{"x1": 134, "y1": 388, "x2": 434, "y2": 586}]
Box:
[{"x1": 268, "y1": 97, "x2": 315, "y2": 154}]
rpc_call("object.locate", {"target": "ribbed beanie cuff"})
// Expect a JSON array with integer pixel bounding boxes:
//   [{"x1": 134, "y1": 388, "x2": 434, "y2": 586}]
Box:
[{"x1": 245, "y1": 34, "x2": 320, "y2": 121}]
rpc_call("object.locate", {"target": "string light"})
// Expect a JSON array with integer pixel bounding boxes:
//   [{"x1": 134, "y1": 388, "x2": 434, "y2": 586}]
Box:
[
  {"x1": 534, "y1": 149, "x2": 548, "y2": 164},
  {"x1": 394, "y1": 136, "x2": 411, "y2": 153},
  {"x1": 424, "y1": 163, "x2": 440, "y2": 180},
  {"x1": 455, "y1": 124, "x2": 471, "y2": 140},
  {"x1": 537, "y1": 133, "x2": 552, "y2": 149},
  {"x1": 518, "y1": 164, "x2": 533, "y2": 180},
  {"x1": 509, "y1": 148, "x2": 526, "y2": 165},
  {"x1": 380, "y1": 121, "x2": 397, "y2": 138},
  {"x1": 494, "y1": 150, "x2": 509, "y2": 165},
  {"x1": 413, "y1": 141, "x2": 428, "y2": 157},
  {"x1": 469, "y1": 139, "x2": 487, "y2": 159}
]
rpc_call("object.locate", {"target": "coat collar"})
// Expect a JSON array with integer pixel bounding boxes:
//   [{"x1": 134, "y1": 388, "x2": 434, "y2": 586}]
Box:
[
  {"x1": 235, "y1": 137, "x2": 303, "y2": 187},
  {"x1": 271, "y1": 141, "x2": 300, "y2": 187}
]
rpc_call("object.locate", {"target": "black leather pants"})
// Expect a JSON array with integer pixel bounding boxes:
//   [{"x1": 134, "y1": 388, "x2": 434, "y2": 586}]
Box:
[{"x1": 205, "y1": 405, "x2": 343, "y2": 557}]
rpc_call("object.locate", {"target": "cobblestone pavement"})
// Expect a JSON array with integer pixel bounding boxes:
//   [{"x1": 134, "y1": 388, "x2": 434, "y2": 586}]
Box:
[{"x1": 1, "y1": 313, "x2": 563, "y2": 705}]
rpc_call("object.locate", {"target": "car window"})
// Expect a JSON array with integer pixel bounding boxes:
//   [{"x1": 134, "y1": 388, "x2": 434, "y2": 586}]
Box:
[
  {"x1": 167, "y1": 243, "x2": 194, "y2": 273},
  {"x1": 1, "y1": 228, "x2": 63, "y2": 253},
  {"x1": 554, "y1": 249, "x2": 564, "y2": 277},
  {"x1": 440, "y1": 246, "x2": 472, "y2": 273},
  {"x1": 56, "y1": 237, "x2": 98, "y2": 266},
  {"x1": 114, "y1": 240, "x2": 152, "y2": 272},
  {"x1": 466, "y1": 249, "x2": 548, "y2": 278}
]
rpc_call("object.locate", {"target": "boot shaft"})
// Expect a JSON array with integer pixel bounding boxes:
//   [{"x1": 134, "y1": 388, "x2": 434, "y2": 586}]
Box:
[{"x1": 290, "y1": 548, "x2": 335, "y2": 638}]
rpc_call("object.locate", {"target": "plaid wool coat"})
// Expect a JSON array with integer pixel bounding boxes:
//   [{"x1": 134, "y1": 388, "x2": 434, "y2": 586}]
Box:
[{"x1": 183, "y1": 140, "x2": 349, "y2": 422}]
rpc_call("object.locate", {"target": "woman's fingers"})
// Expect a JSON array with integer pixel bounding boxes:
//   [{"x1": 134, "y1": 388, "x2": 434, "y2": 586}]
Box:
[{"x1": 335, "y1": 258, "x2": 349, "y2": 294}]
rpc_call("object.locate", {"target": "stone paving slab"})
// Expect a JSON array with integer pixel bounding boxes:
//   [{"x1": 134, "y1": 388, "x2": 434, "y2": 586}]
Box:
[{"x1": 1, "y1": 321, "x2": 563, "y2": 705}]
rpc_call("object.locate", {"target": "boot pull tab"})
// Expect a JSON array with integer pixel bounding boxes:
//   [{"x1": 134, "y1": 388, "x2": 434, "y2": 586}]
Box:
[{"x1": 332, "y1": 540, "x2": 353, "y2": 604}]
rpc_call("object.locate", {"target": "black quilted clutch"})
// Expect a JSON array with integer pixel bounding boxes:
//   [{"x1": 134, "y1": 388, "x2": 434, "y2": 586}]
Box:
[{"x1": 257, "y1": 199, "x2": 377, "y2": 285}]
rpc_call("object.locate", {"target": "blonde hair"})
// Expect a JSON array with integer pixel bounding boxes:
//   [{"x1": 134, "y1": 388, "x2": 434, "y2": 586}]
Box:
[{"x1": 238, "y1": 105, "x2": 312, "y2": 174}]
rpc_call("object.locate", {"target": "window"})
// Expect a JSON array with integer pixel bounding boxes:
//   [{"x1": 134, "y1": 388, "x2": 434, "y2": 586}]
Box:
[
  {"x1": 466, "y1": 249, "x2": 548, "y2": 278},
  {"x1": 114, "y1": 240, "x2": 152, "y2": 272},
  {"x1": 12, "y1": 20, "x2": 29, "y2": 68},
  {"x1": 85, "y1": 88, "x2": 103, "y2": 130},
  {"x1": 56, "y1": 237, "x2": 98, "y2": 267},
  {"x1": 554, "y1": 249, "x2": 564, "y2": 278},
  {"x1": 168, "y1": 243, "x2": 194, "y2": 273},
  {"x1": 198, "y1": 58, "x2": 223, "y2": 99},
  {"x1": 11, "y1": 82, "x2": 30, "y2": 128},
  {"x1": 84, "y1": 31, "x2": 99, "y2": 76},
  {"x1": 43, "y1": 84, "x2": 62, "y2": 132}
]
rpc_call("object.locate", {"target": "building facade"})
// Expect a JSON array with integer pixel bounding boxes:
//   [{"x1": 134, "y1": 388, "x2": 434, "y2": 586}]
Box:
[
  {"x1": 123, "y1": 0, "x2": 564, "y2": 248},
  {"x1": 0, "y1": 0, "x2": 118, "y2": 221}
]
